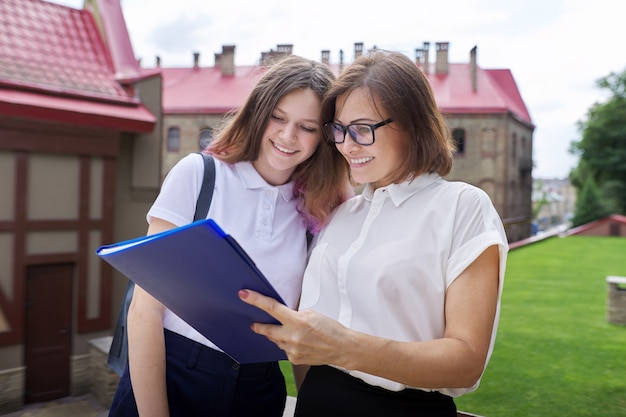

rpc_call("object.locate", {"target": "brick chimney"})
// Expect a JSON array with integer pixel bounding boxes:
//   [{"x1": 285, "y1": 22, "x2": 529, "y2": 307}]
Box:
[
  {"x1": 423, "y1": 42, "x2": 430, "y2": 74},
  {"x1": 415, "y1": 48, "x2": 424, "y2": 66},
  {"x1": 215, "y1": 45, "x2": 235, "y2": 76},
  {"x1": 193, "y1": 52, "x2": 200, "y2": 69},
  {"x1": 470, "y1": 45, "x2": 477, "y2": 92},
  {"x1": 276, "y1": 44, "x2": 293, "y2": 55},
  {"x1": 321, "y1": 50, "x2": 330, "y2": 65},
  {"x1": 435, "y1": 42, "x2": 449, "y2": 74},
  {"x1": 339, "y1": 49, "x2": 344, "y2": 72},
  {"x1": 260, "y1": 44, "x2": 293, "y2": 65},
  {"x1": 354, "y1": 42, "x2": 363, "y2": 59}
]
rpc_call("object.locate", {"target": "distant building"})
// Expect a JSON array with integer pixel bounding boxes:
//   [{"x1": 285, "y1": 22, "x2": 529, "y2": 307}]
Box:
[
  {"x1": 156, "y1": 42, "x2": 534, "y2": 242},
  {"x1": 533, "y1": 178, "x2": 577, "y2": 232}
]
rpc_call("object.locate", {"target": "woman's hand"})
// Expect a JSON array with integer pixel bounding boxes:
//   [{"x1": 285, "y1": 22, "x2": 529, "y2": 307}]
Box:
[{"x1": 238, "y1": 290, "x2": 351, "y2": 367}]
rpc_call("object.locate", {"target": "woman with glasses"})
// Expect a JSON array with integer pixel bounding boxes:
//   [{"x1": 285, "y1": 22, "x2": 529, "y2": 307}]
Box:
[{"x1": 240, "y1": 49, "x2": 509, "y2": 417}]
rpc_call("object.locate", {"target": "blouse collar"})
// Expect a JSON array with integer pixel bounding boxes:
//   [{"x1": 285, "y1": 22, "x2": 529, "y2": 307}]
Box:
[
  {"x1": 349, "y1": 173, "x2": 440, "y2": 212},
  {"x1": 235, "y1": 161, "x2": 295, "y2": 202}
]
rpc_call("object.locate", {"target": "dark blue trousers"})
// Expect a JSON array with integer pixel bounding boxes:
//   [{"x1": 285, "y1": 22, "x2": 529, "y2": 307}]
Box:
[
  {"x1": 294, "y1": 365, "x2": 456, "y2": 417},
  {"x1": 109, "y1": 329, "x2": 286, "y2": 417}
]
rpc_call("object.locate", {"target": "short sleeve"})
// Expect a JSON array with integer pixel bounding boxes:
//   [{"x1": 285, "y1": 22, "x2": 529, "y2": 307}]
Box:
[
  {"x1": 147, "y1": 153, "x2": 204, "y2": 227},
  {"x1": 446, "y1": 186, "x2": 508, "y2": 286}
]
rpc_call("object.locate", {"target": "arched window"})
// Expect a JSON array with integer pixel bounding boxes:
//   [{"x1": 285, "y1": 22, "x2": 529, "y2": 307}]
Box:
[
  {"x1": 452, "y1": 128, "x2": 465, "y2": 155},
  {"x1": 167, "y1": 127, "x2": 180, "y2": 152}
]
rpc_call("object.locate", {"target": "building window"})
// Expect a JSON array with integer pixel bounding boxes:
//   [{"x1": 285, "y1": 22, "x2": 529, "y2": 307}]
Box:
[
  {"x1": 452, "y1": 128, "x2": 465, "y2": 155},
  {"x1": 199, "y1": 127, "x2": 213, "y2": 150},
  {"x1": 167, "y1": 127, "x2": 180, "y2": 152}
]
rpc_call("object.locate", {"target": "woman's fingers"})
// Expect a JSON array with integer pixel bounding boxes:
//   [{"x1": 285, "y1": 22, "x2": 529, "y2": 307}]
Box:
[{"x1": 238, "y1": 289, "x2": 294, "y2": 324}]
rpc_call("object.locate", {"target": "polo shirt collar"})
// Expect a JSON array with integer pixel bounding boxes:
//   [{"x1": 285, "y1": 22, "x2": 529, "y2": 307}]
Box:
[
  {"x1": 235, "y1": 161, "x2": 295, "y2": 202},
  {"x1": 349, "y1": 173, "x2": 440, "y2": 212}
]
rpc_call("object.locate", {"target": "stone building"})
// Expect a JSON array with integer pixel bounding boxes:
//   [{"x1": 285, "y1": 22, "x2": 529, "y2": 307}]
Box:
[{"x1": 157, "y1": 42, "x2": 534, "y2": 242}]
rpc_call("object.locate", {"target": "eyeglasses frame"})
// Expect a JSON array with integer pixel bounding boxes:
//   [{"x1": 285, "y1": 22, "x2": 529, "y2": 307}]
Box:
[{"x1": 325, "y1": 118, "x2": 393, "y2": 146}]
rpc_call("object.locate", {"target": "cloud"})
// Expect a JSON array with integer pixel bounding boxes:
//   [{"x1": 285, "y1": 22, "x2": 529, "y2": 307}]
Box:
[{"x1": 48, "y1": 0, "x2": 626, "y2": 178}]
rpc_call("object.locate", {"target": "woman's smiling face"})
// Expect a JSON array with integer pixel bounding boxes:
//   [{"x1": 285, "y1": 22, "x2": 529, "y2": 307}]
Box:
[{"x1": 334, "y1": 88, "x2": 408, "y2": 189}]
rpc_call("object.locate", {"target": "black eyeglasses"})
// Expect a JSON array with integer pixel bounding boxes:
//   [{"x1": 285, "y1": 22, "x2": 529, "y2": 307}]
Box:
[{"x1": 325, "y1": 118, "x2": 393, "y2": 146}]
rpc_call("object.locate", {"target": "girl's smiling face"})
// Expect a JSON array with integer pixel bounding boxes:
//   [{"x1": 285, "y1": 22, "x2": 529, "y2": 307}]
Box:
[{"x1": 253, "y1": 88, "x2": 322, "y2": 185}]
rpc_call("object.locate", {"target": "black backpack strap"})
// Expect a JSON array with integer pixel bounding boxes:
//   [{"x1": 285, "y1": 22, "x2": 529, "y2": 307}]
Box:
[
  {"x1": 194, "y1": 152, "x2": 216, "y2": 221},
  {"x1": 107, "y1": 152, "x2": 217, "y2": 376}
]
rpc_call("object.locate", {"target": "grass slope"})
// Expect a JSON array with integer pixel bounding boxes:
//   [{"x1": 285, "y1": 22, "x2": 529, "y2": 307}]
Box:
[{"x1": 455, "y1": 236, "x2": 626, "y2": 416}]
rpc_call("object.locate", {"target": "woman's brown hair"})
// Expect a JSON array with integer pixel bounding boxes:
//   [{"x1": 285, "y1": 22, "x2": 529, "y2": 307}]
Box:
[
  {"x1": 207, "y1": 55, "x2": 350, "y2": 231},
  {"x1": 321, "y1": 49, "x2": 455, "y2": 182}
]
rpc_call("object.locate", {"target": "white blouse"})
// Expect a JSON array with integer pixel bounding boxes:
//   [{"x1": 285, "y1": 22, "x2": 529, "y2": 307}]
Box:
[{"x1": 299, "y1": 173, "x2": 509, "y2": 397}]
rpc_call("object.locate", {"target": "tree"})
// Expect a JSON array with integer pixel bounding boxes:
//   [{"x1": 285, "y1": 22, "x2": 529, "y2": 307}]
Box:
[
  {"x1": 571, "y1": 176, "x2": 609, "y2": 227},
  {"x1": 570, "y1": 68, "x2": 626, "y2": 215}
]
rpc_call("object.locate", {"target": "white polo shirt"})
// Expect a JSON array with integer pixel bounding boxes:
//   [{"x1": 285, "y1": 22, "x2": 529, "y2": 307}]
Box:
[
  {"x1": 299, "y1": 173, "x2": 508, "y2": 397},
  {"x1": 148, "y1": 153, "x2": 308, "y2": 350}
]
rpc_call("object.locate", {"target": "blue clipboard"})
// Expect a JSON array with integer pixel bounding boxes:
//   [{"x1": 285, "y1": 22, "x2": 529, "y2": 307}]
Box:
[{"x1": 96, "y1": 219, "x2": 287, "y2": 364}]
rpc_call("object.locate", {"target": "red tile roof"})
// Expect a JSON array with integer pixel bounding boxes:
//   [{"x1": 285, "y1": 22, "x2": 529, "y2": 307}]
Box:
[
  {"x1": 159, "y1": 66, "x2": 265, "y2": 114},
  {"x1": 428, "y1": 64, "x2": 533, "y2": 126},
  {"x1": 158, "y1": 60, "x2": 533, "y2": 128},
  {"x1": 566, "y1": 214, "x2": 626, "y2": 236},
  {"x1": 2, "y1": 0, "x2": 530, "y2": 131},
  {"x1": 0, "y1": 0, "x2": 155, "y2": 132}
]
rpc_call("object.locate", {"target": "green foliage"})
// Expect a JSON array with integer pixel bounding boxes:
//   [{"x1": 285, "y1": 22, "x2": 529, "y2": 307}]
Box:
[
  {"x1": 570, "y1": 67, "x2": 626, "y2": 216},
  {"x1": 455, "y1": 236, "x2": 626, "y2": 417},
  {"x1": 571, "y1": 176, "x2": 610, "y2": 227}
]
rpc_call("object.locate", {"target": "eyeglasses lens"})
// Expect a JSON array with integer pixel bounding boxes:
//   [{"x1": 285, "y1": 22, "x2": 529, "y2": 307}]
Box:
[{"x1": 331, "y1": 123, "x2": 373, "y2": 145}]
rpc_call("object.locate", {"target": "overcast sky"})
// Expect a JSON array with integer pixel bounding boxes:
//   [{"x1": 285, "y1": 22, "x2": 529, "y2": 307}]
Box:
[{"x1": 49, "y1": 0, "x2": 625, "y2": 179}]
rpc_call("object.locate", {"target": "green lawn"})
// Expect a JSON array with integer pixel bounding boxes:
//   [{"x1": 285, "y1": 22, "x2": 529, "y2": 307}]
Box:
[
  {"x1": 457, "y1": 236, "x2": 626, "y2": 416},
  {"x1": 282, "y1": 236, "x2": 626, "y2": 416}
]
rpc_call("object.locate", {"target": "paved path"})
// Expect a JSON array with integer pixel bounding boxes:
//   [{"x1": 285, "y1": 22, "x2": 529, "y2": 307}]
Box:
[{"x1": 1, "y1": 394, "x2": 297, "y2": 417}]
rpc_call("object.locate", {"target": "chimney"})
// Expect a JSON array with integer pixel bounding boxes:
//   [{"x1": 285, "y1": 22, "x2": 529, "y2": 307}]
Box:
[
  {"x1": 220, "y1": 45, "x2": 235, "y2": 76},
  {"x1": 423, "y1": 42, "x2": 430, "y2": 74},
  {"x1": 339, "y1": 49, "x2": 344, "y2": 72},
  {"x1": 260, "y1": 44, "x2": 293, "y2": 65},
  {"x1": 321, "y1": 50, "x2": 330, "y2": 65},
  {"x1": 215, "y1": 45, "x2": 235, "y2": 75},
  {"x1": 415, "y1": 48, "x2": 423, "y2": 66},
  {"x1": 156, "y1": 56, "x2": 161, "y2": 68},
  {"x1": 276, "y1": 44, "x2": 293, "y2": 55},
  {"x1": 354, "y1": 42, "x2": 363, "y2": 59},
  {"x1": 193, "y1": 52, "x2": 200, "y2": 69},
  {"x1": 435, "y1": 42, "x2": 449, "y2": 74},
  {"x1": 470, "y1": 45, "x2": 477, "y2": 92}
]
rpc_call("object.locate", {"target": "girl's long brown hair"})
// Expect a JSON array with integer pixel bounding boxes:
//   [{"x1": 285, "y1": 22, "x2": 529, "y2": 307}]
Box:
[{"x1": 207, "y1": 55, "x2": 351, "y2": 231}]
